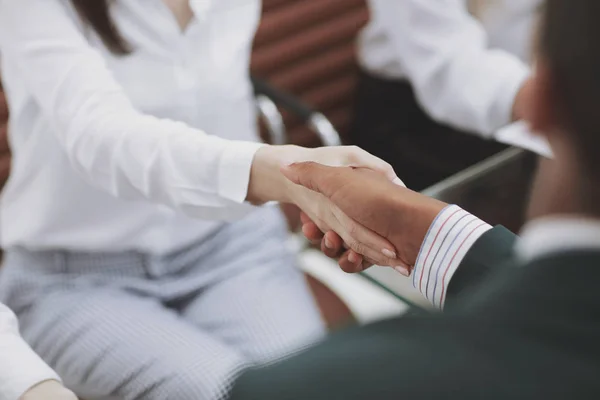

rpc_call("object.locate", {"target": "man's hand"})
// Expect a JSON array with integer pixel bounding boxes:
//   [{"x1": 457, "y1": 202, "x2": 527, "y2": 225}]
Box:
[
  {"x1": 20, "y1": 380, "x2": 77, "y2": 400},
  {"x1": 283, "y1": 163, "x2": 447, "y2": 273}
]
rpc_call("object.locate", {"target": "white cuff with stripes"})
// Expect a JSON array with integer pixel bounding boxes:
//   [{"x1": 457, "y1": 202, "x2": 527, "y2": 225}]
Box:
[{"x1": 412, "y1": 205, "x2": 492, "y2": 309}]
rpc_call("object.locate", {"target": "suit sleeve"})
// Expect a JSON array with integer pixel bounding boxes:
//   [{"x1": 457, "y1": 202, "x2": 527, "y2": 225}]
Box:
[
  {"x1": 230, "y1": 301, "x2": 527, "y2": 400},
  {"x1": 445, "y1": 224, "x2": 517, "y2": 305},
  {"x1": 229, "y1": 209, "x2": 522, "y2": 400}
]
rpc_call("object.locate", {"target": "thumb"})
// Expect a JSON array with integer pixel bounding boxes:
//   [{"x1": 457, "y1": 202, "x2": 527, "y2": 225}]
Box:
[{"x1": 281, "y1": 162, "x2": 348, "y2": 199}]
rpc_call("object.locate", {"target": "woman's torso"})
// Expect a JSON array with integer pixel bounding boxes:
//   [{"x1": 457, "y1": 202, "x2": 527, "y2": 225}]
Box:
[{"x1": 0, "y1": 0, "x2": 262, "y2": 254}]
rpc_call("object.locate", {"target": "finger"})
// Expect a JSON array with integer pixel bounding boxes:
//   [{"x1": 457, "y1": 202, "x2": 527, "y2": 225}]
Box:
[
  {"x1": 358, "y1": 253, "x2": 376, "y2": 271},
  {"x1": 302, "y1": 222, "x2": 324, "y2": 244},
  {"x1": 394, "y1": 265, "x2": 411, "y2": 277},
  {"x1": 340, "y1": 250, "x2": 372, "y2": 273},
  {"x1": 342, "y1": 250, "x2": 410, "y2": 276},
  {"x1": 321, "y1": 231, "x2": 344, "y2": 258},
  {"x1": 299, "y1": 211, "x2": 312, "y2": 225},
  {"x1": 339, "y1": 250, "x2": 364, "y2": 273},
  {"x1": 363, "y1": 252, "x2": 411, "y2": 276},
  {"x1": 361, "y1": 253, "x2": 411, "y2": 277},
  {"x1": 281, "y1": 162, "x2": 349, "y2": 199},
  {"x1": 392, "y1": 177, "x2": 406, "y2": 187},
  {"x1": 330, "y1": 205, "x2": 399, "y2": 267},
  {"x1": 300, "y1": 208, "x2": 332, "y2": 240},
  {"x1": 346, "y1": 146, "x2": 399, "y2": 183}
]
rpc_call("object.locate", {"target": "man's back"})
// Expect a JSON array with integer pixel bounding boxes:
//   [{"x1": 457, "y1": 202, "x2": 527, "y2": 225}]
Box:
[
  {"x1": 231, "y1": 228, "x2": 600, "y2": 399},
  {"x1": 232, "y1": 0, "x2": 600, "y2": 395}
]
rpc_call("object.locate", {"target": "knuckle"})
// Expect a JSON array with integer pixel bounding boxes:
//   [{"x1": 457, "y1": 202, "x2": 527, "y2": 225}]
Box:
[
  {"x1": 345, "y1": 146, "x2": 361, "y2": 163},
  {"x1": 350, "y1": 241, "x2": 365, "y2": 255},
  {"x1": 382, "y1": 161, "x2": 394, "y2": 174},
  {"x1": 346, "y1": 222, "x2": 359, "y2": 237},
  {"x1": 325, "y1": 247, "x2": 340, "y2": 259}
]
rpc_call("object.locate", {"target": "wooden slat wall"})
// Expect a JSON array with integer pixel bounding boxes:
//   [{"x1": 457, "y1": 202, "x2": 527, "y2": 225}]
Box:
[{"x1": 252, "y1": 0, "x2": 369, "y2": 147}]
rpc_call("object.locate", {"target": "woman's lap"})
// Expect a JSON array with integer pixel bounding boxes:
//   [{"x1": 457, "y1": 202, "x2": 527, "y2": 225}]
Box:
[
  {"x1": 181, "y1": 259, "x2": 324, "y2": 365},
  {"x1": 20, "y1": 288, "x2": 246, "y2": 400},
  {"x1": 0, "y1": 206, "x2": 325, "y2": 399}
]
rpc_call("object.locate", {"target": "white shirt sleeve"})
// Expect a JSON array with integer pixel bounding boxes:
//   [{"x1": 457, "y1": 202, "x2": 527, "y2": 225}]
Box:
[
  {"x1": 0, "y1": 0, "x2": 262, "y2": 221},
  {"x1": 412, "y1": 205, "x2": 492, "y2": 309},
  {"x1": 366, "y1": 0, "x2": 531, "y2": 136},
  {"x1": 0, "y1": 303, "x2": 60, "y2": 400}
]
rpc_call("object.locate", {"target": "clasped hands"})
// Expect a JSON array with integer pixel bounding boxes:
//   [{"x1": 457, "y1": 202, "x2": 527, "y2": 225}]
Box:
[{"x1": 280, "y1": 160, "x2": 447, "y2": 276}]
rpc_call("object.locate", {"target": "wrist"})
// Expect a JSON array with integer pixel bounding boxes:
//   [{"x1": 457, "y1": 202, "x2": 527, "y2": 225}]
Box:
[
  {"x1": 390, "y1": 191, "x2": 447, "y2": 266},
  {"x1": 247, "y1": 145, "x2": 310, "y2": 204}
]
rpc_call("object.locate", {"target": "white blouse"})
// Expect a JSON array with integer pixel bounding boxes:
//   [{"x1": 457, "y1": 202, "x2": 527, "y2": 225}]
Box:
[
  {"x1": 359, "y1": 0, "x2": 540, "y2": 136},
  {"x1": 0, "y1": 0, "x2": 265, "y2": 253},
  {"x1": 0, "y1": 303, "x2": 60, "y2": 400}
]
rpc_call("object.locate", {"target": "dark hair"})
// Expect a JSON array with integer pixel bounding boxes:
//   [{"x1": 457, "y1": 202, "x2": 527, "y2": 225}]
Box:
[
  {"x1": 541, "y1": 0, "x2": 600, "y2": 179},
  {"x1": 70, "y1": 0, "x2": 131, "y2": 55}
]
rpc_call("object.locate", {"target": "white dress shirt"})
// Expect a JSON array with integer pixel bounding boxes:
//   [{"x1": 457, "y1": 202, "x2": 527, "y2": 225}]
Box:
[
  {"x1": 413, "y1": 205, "x2": 600, "y2": 309},
  {"x1": 0, "y1": 0, "x2": 265, "y2": 254},
  {"x1": 0, "y1": 303, "x2": 60, "y2": 400},
  {"x1": 516, "y1": 217, "x2": 600, "y2": 263},
  {"x1": 359, "y1": 0, "x2": 540, "y2": 136}
]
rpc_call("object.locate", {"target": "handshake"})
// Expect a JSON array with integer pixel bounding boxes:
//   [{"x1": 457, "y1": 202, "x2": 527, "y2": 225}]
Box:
[{"x1": 280, "y1": 161, "x2": 447, "y2": 275}]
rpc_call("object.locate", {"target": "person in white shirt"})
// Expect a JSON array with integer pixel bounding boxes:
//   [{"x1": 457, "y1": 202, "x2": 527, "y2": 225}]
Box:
[
  {"x1": 0, "y1": 1, "x2": 402, "y2": 399},
  {"x1": 0, "y1": 303, "x2": 77, "y2": 400},
  {"x1": 350, "y1": 0, "x2": 541, "y2": 190}
]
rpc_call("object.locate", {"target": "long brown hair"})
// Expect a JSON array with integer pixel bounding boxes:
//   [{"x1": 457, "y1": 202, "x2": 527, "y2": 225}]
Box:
[{"x1": 70, "y1": 0, "x2": 131, "y2": 55}]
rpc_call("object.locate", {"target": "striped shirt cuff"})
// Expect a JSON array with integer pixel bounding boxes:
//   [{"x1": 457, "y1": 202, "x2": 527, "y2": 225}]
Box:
[{"x1": 412, "y1": 205, "x2": 492, "y2": 309}]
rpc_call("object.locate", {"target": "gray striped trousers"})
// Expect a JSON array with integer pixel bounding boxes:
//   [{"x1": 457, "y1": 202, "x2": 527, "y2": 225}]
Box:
[{"x1": 0, "y1": 207, "x2": 326, "y2": 400}]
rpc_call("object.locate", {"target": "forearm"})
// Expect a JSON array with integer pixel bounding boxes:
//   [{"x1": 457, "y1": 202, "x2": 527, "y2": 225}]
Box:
[
  {"x1": 60, "y1": 101, "x2": 264, "y2": 219},
  {"x1": 368, "y1": 0, "x2": 530, "y2": 135},
  {"x1": 0, "y1": 0, "x2": 263, "y2": 220}
]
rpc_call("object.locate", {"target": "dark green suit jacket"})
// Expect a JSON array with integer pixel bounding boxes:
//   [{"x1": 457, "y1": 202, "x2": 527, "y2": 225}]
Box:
[{"x1": 230, "y1": 227, "x2": 600, "y2": 399}]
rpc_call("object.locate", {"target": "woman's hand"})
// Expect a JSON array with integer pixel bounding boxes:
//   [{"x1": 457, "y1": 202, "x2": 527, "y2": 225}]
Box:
[
  {"x1": 20, "y1": 380, "x2": 78, "y2": 400},
  {"x1": 247, "y1": 145, "x2": 404, "y2": 267},
  {"x1": 301, "y1": 212, "x2": 380, "y2": 274},
  {"x1": 247, "y1": 145, "x2": 401, "y2": 204}
]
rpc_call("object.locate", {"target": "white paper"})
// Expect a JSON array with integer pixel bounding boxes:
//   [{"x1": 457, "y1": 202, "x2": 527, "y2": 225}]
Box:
[{"x1": 494, "y1": 121, "x2": 553, "y2": 158}]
